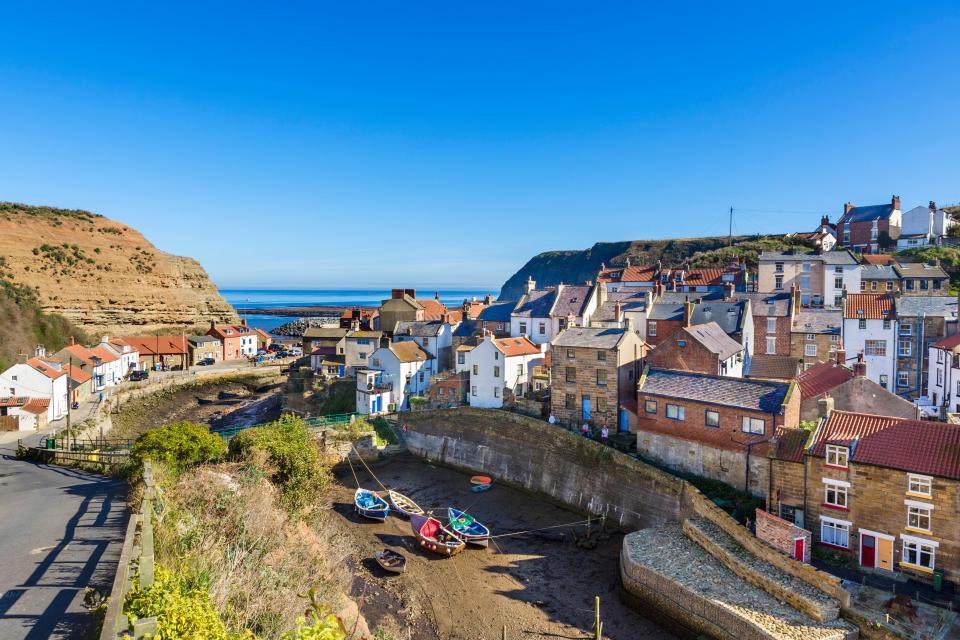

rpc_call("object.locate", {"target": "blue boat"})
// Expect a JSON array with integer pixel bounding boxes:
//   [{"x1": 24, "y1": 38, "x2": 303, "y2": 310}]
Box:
[
  {"x1": 447, "y1": 507, "x2": 491, "y2": 547},
  {"x1": 355, "y1": 488, "x2": 389, "y2": 521}
]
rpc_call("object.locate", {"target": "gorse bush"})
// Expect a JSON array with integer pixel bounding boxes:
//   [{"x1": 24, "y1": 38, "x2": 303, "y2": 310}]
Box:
[
  {"x1": 131, "y1": 421, "x2": 227, "y2": 473},
  {"x1": 228, "y1": 415, "x2": 330, "y2": 514}
]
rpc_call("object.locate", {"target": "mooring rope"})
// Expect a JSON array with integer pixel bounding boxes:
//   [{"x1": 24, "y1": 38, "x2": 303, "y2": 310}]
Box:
[
  {"x1": 346, "y1": 451, "x2": 361, "y2": 489},
  {"x1": 484, "y1": 518, "x2": 594, "y2": 540},
  {"x1": 350, "y1": 444, "x2": 390, "y2": 493}
]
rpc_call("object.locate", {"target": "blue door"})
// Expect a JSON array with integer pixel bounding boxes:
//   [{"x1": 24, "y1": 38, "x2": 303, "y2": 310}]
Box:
[
  {"x1": 582, "y1": 395, "x2": 591, "y2": 422},
  {"x1": 338, "y1": 365, "x2": 345, "y2": 377},
  {"x1": 373, "y1": 396, "x2": 381, "y2": 414},
  {"x1": 619, "y1": 408, "x2": 629, "y2": 432}
]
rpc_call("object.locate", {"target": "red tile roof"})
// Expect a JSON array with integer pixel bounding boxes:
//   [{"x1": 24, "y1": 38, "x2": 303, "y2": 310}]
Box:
[
  {"x1": 682, "y1": 268, "x2": 739, "y2": 286},
  {"x1": 933, "y1": 334, "x2": 960, "y2": 350},
  {"x1": 61, "y1": 344, "x2": 97, "y2": 366},
  {"x1": 90, "y1": 345, "x2": 119, "y2": 364},
  {"x1": 27, "y1": 357, "x2": 67, "y2": 379},
  {"x1": 861, "y1": 254, "x2": 896, "y2": 265},
  {"x1": 811, "y1": 410, "x2": 960, "y2": 479},
  {"x1": 796, "y1": 362, "x2": 855, "y2": 398},
  {"x1": 493, "y1": 336, "x2": 541, "y2": 357},
  {"x1": 64, "y1": 364, "x2": 92, "y2": 384},
  {"x1": 598, "y1": 265, "x2": 657, "y2": 284},
  {"x1": 843, "y1": 293, "x2": 895, "y2": 320},
  {"x1": 119, "y1": 336, "x2": 189, "y2": 356},
  {"x1": 0, "y1": 397, "x2": 27, "y2": 408},
  {"x1": 22, "y1": 398, "x2": 50, "y2": 414},
  {"x1": 416, "y1": 299, "x2": 448, "y2": 321}
]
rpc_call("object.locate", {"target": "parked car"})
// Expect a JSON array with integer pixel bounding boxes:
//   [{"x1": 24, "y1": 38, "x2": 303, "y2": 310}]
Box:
[
  {"x1": 129, "y1": 370, "x2": 149, "y2": 381},
  {"x1": 198, "y1": 357, "x2": 216, "y2": 366}
]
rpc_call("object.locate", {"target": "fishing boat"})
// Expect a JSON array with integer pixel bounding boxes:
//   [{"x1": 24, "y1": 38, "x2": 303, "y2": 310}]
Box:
[
  {"x1": 447, "y1": 508, "x2": 491, "y2": 547},
  {"x1": 470, "y1": 475, "x2": 492, "y2": 485},
  {"x1": 410, "y1": 514, "x2": 465, "y2": 556},
  {"x1": 354, "y1": 488, "x2": 389, "y2": 521},
  {"x1": 374, "y1": 549, "x2": 406, "y2": 574},
  {"x1": 388, "y1": 489, "x2": 425, "y2": 518}
]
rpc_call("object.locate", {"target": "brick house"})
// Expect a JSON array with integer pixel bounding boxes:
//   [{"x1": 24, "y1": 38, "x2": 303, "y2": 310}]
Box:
[
  {"x1": 475, "y1": 300, "x2": 516, "y2": 338},
  {"x1": 206, "y1": 322, "x2": 257, "y2": 360},
  {"x1": 835, "y1": 195, "x2": 902, "y2": 253},
  {"x1": 636, "y1": 368, "x2": 799, "y2": 496},
  {"x1": 188, "y1": 335, "x2": 222, "y2": 365},
  {"x1": 769, "y1": 409, "x2": 960, "y2": 585},
  {"x1": 549, "y1": 325, "x2": 646, "y2": 429},
  {"x1": 791, "y1": 309, "x2": 843, "y2": 369},
  {"x1": 894, "y1": 296, "x2": 956, "y2": 399},
  {"x1": 645, "y1": 292, "x2": 753, "y2": 370},
  {"x1": 647, "y1": 321, "x2": 744, "y2": 377},
  {"x1": 795, "y1": 359, "x2": 919, "y2": 421},
  {"x1": 667, "y1": 265, "x2": 746, "y2": 294},
  {"x1": 734, "y1": 290, "x2": 795, "y2": 357}
]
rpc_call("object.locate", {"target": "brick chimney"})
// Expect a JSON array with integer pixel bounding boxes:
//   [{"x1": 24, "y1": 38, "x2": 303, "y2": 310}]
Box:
[
  {"x1": 484, "y1": 294, "x2": 493, "y2": 305},
  {"x1": 852, "y1": 352, "x2": 867, "y2": 377},
  {"x1": 614, "y1": 300, "x2": 622, "y2": 324},
  {"x1": 844, "y1": 202, "x2": 855, "y2": 216},
  {"x1": 210, "y1": 320, "x2": 216, "y2": 331},
  {"x1": 892, "y1": 195, "x2": 901, "y2": 211},
  {"x1": 835, "y1": 348, "x2": 846, "y2": 366},
  {"x1": 525, "y1": 276, "x2": 536, "y2": 294},
  {"x1": 684, "y1": 298, "x2": 694, "y2": 327},
  {"x1": 821, "y1": 215, "x2": 830, "y2": 227}
]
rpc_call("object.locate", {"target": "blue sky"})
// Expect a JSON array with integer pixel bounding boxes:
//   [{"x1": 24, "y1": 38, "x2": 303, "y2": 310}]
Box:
[{"x1": 1, "y1": 2, "x2": 958, "y2": 289}]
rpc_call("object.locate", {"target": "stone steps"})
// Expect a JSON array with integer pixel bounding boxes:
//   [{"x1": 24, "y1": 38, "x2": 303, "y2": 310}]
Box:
[{"x1": 682, "y1": 517, "x2": 841, "y2": 622}]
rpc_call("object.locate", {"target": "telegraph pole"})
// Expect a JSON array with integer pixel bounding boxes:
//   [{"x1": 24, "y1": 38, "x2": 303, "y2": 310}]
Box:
[{"x1": 729, "y1": 206, "x2": 734, "y2": 246}]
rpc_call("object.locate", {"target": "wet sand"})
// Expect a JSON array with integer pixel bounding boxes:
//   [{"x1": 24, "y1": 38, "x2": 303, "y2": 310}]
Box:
[{"x1": 330, "y1": 454, "x2": 676, "y2": 640}]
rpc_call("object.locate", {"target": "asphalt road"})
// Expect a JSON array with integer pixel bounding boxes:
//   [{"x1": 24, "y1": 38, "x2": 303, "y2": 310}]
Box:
[{"x1": 0, "y1": 442, "x2": 128, "y2": 639}]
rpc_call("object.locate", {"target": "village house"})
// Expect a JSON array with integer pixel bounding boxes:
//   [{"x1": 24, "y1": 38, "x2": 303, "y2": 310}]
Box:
[
  {"x1": 64, "y1": 363, "x2": 92, "y2": 405},
  {"x1": 55, "y1": 343, "x2": 111, "y2": 391},
  {"x1": 0, "y1": 397, "x2": 50, "y2": 432},
  {"x1": 796, "y1": 359, "x2": 919, "y2": 421},
  {"x1": 355, "y1": 368, "x2": 394, "y2": 415},
  {"x1": 115, "y1": 336, "x2": 189, "y2": 370},
  {"x1": 0, "y1": 348, "x2": 69, "y2": 421},
  {"x1": 789, "y1": 216, "x2": 837, "y2": 253},
  {"x1": 859, "y1": 264, "x2": 900, "y2": 294},
  {"x1": 734, "y1": 291, "x2": 794, "y2": 357},
  {"x1": 456, "y1": 334, "x2": 542, "y2": 409},
  {"x1": 757, "y1": 250, "x2": 860, "y2": 308},
  {"x1": 340, "y1": 307, "x2": 376, "y2": 330},
  {"x1": 791, "y1": 308, "x2": 843, "y2": 369},
  {"x1": 253, "y1": 327, "x2": 272, "y2": 351},
  {"x1": 427, "y1": 370, "x2": 469, "y2": 409},
  {"x1": 365, "y1": 340, "x2": 435, "y2": 411},
  {"x1": 344, "y1": 330, "x2": 383, "y2": 376},
  {"x1": 207, "y1": 322, "x2": 257, "y2": 360},
  {"x1": 549, "y1": 325, "x2": 646, "y2": 430},
  {"x1": 475, "y1": 300, "x2": 516, "y2": 338},
  {"x1": 377, "y1": 289, "x2": 424, "y2": 334},
  {"x1": 510, "y1": 278, "x2": 600, "y2": 346},
  {"x1": 188, "y1": 335, "x2": 222, "y2": 365},
  {"x1": 922, "y1": 333, "x2": 960, "y2": 417},
  {"x1": 769, "y1": 409, "x2": 960, "y2": 586},
  {"x1": 302, "y1": 327, "x2": 348, "y2": 357},
  {"x1": 393, "y1": 319, "x2": 454, "y2": 371},
  {"x1": 842, "y1": 293, "x2": 896, "y2": 391},
  {"x1": 589, "y1": 288, "x2": 651, "y2": 333},
  {"x1": 897, "y1": 201, "x2": 955, "y2": 250},
  {"x1": 647, "y1": 321, "x2": 744, "y2": 377},
  {"x1": 894, "y1": 261, "x2": 949, "y2": 296},
  {"x1": 596, "y1": 261, "x2": 659, "y2": 292},
  {"x1": 636, "y1": 368, "x2": 799, "y2": 496},
  {"x1": 667, "y1": 265, "x2": 746, "y2": 294},
  {"x1": 894, "y1": 296, "x2": 956, "y2": 400},
  {"x1": 835, "y1": 195, "x2": 902, "y2": 253}
]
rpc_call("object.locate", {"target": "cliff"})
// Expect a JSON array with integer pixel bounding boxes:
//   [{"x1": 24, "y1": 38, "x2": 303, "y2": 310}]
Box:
[
  {"x1": 0, "y1": 202, "x2": 237, "y2": 335},
  {"x1": 499, "y1": 235, "x2": 808, "y2": 300}
]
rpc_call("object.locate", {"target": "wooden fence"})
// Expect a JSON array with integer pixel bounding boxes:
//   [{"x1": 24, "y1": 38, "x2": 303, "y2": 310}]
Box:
[{"x1": 99, "y1": 461, "x2": 158, "y2": 640}]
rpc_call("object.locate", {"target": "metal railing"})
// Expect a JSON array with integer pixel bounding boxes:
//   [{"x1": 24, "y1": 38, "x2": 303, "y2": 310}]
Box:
[
  {"x1": 214, "y1": 412, "x2": 361, "y2": 440},
  {"x1": 100, "y1": 461, "x2": 158, "y2": 639}
]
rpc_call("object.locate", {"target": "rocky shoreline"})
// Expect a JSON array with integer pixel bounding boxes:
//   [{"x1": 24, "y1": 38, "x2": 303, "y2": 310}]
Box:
[
  {"x1": 269, "y1": 316, "x2": 340, "y2": 337},
  {"x1": 235, "y1": 305, "x2": 374, "y2": 317}
]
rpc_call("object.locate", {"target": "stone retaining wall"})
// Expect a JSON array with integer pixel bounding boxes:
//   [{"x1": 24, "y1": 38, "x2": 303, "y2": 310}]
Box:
[{"x1": 756, "y1": 508, "x2": 811, "y2": 563}]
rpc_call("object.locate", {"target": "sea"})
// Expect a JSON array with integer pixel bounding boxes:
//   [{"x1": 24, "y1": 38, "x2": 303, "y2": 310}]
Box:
[{"x1": 221, "y1": 288, "x2": 499, "y2": 334}]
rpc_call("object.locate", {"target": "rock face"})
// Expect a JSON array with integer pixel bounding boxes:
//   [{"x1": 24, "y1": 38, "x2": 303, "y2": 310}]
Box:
[{"x1": 0, "y1": 203, "x2": 238, "y2": 335}]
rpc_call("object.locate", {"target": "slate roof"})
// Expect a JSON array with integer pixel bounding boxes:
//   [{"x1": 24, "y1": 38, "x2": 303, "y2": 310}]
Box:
[
  {"x1": 683, "y1": 322, "x2": 743, "y2": 360},
  {"x1": 394, "y1": 321, "x2": 445, "y2": 338},
  {"x1": 820, "y1": 250, "x2": 859, "y2": 265},
  {"x1": 838, "y1": 203, "x2": 896, "y2": 224},
  {"x1": 552, "y1": 327, "x2": 628, "y2": 349},
  {"x1": 477, "y1": 301, "x2": 516, "y2": 322},
  {"x1": 771, "y1": 428, "x2": 811, "y2": 463},
  {"x1": 896, "y1": 296, "x2": 957, "y2": 318},
  {"x1": 551, "y1": 285, "x2": 593, "y2": 318},
  {"x1": 188, "y1": 334, "x2": 222, "y2": 345},
  {"x1": 592, "y1": 298, "x2": 648, "y2": 323},
  {"x1": 792, "y1": 309, "x2": 842, "y2": 335},
  {"x1": 894, "y1": 262, "x2": 949, "y2": 280},
  {"x1": 689, "y1": 299, "x2": 747, "y2": 335},
  {"x1": 747, "y1": 354, "x2": 800, "y2": 380},
  {"x1": 734, "y1": 293, "x2": 791, "y2": 317},
  {"x1": 639, "y1": 368, "x2": 790, "y2": 413},
  {"x1": 796, "y1": 362, "x2": 855, "y2": 397},
  {"x1": 452, "y1": 320, "x2": 477, "y2": 337},
  {"x1": 759, "y1": 251, "x2": 820, "y2": 263},
  {"x1": 512, "y1": 289, "x2": 556, "y2": 318},
  {"x1": 810, "y1": 410, "x2": 960, "y2": 479},
  {"x1": 647, "y1": 301, "x2": 685, "y2": 321},
  {"x1": 860, "y1": 265, "x2": 899, "y2": 280},
  {"x1": 844, "y1": 293, "x2": 895, "y2": 320}
]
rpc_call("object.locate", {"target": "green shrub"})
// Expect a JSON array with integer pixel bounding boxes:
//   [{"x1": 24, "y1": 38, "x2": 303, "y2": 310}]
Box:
[
  {"x1": 130, "y1": 422, "x2": 227, "y2": 473},
  {"x1": 280, "y1": 589, "x2": 346, "y2": 640},
  {"x1": 228, "y1": 415, "x2": 330, "y2": 513}
]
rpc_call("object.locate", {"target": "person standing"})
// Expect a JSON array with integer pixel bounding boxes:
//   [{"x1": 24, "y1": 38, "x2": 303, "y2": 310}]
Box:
[{"x1": 601, "y1": 426, "x2": 609, "y2": 446}]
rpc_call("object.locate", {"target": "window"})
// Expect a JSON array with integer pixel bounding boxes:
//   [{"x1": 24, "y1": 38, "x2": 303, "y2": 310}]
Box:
[
  {"x1": 908, "y1": 474, "x2": 932, "y2": 497},
  {"x1": 906, "y1": 502, "x2": 932, "y2": 532},
  {"x1": 901, "y1": 536, "x2": 936, "y2": 571},
  {"x1": 644, "y1": 399, "x2": 657, "y2": 414},
  {"x1": 372, "y1": 358, "x2": 380, "y2": 367},
  {"x1": 648, "y1": 321, "x2": 657, "y2": 337},
  {"x1": 821, "y1": 518, "x2": 850, "y2": 549},
  {"x1": 493, "y1": 366, "x2": 500, "y2": 377},
  {"x1": 775, "y1": 262, "x2": 784, "y2": 273},
  {"x1": 834, "y1": 295, "x2": 843, "y2": 307},
  {"x1": 517, "y1": 363, "x2": 524, "y2": 377},
  {"x1": 496, "y1": 323, "x2": 504, "y2": 331},
  {"x1": 471, "y1": 385, "x2": 477, "y2": 396},
  {"x1": 834, "y1": 277, "x2": 843, "y2": 289},
  {"x1": 457, "y1": 353, "x2": 465, "y2": 365},
  {"x1": 766, "y1": 337, "x2": 777, "y2": 354},
  {"x1": 879, "y1": 374, "x2": 888, "y2": 388},
  {"x1": 567, "y1": 349, "x2": 575, "y2": 359},
  {"x1": 596, "y1": 369, "x2": 607, "y2": 386},
  {"x1": 870, "y1": 281, "x2": 878, "y2": 291},
  {"x1": 823, "y1": 479, "x2": 848, "y2": 509},
  {"x1": 834, "y1": 266, "x2": 843, "y2": 274},
  {"x1": 565, "y1": 367, "x2": 576, "y2": 383},
  {"x1": 472, "y1": 364, "x2": 479, "y2": 375},
  {"x1": 860, "y1": 281, "x2": 867, "y2": 291},
  {"x1": 565, "y1": 393, "x2": 575, "y2": 409},
  {"x1": 801, "y1": 275, "x2": 810, "y2": 290},
  {"x1": 597, "y1": 350, "x2": 606, "y2": 361},
  {"x1": 897, "y1": 371, "x2": 909, "y2": 387},
  {"x1": 775, "y1": 275, "x2": 783, "y2": 290},
  {"x1": 937, "y1": 369, "x2": 943, "y2": 385},
  {"x1": 831, "y1": 334, "x2": 839, "y2": 342},
  {"x1": 806, "y1": 333, "x2": 815, "y2": 341},
  {"x1": 666, "y1": 404, "x2": 684, "y2": 420},
  {"x1": 886, "y1": 281, "x2": 894, "y2": 291},
  {"x1": 805, "y1": 344, "x2": 817, "y2": 357},
  {"x1": 741, "y1": 416, "x2": 764, "y2": 435},
  {"x1": 937, "y1": 349, "x2": 944, "y2": 364},
  {"x1": 802, "y1": 262, "x2": 811, "y2": 273},
  {"x1": 766, "y1": 318, "x2": 777, "y2": 334},
  {"x1": 357, "y1": 338, "x2": 370, "y2": 345},
  {"x1": 358, "y1": 352, "x2": 367, "y2": 360},
  {"x1": 494, "y1": 387, "x2": 500, "y2": 398},
  {"x1": 905, "y1": 279, "x2": 915, "y2": 291},
  {"x1": 538, "y1": 322, "x2": 546, "y2": 335},
  {"x1": 519, "y1": 322, "x2": 527, "y2": 334},
  {"x1": 864, "y1": 340, "x2": 886, "y2": 356},
  {"x1": 825, "y1": 444, "x2": 848, "y2": 468},
  {"x1": 898, "y1": 340, "x2": 912, "y2": 357},
  {"x1": 900, "y1": 322, "x2": 913, "y2": 336},
  {"x1": 883, "y1": 319, "x2": 891, "y2": 330},
  {"x1": 920, "y1": 279, "x2": 929, "y2": 291},
  {"x1": 705, "y1": 410, "x2": 720, "y2": 427},
  {"x1": 494, "y1": 352, "x2": 500, "y2": 360},
  {"x1": 933, "y1": 279, "x2": 942, "y2": 290},
  {"x1": 422, "y1": 338, "x2": 429, "y2": 347},
  {"x1": 858, "y1": 319, "x2": 867, "y2": 330},
  {"x1": 419, "y1": 372, "x2": 424, "y2": 383}
]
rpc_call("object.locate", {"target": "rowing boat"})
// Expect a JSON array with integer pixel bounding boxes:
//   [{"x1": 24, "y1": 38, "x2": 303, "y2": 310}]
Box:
[
  {"x1": 410, "y1": 514, "x2": 465, "y2": 556},
  {"x1": 374, "y1": 548, "x2": 406, "y2": 574},
  {"x1": 447, "y1": 507, "x2": 491, "y2": 547},
  {"x1": 354, "y1": 488, "x2": 389, "y2": 521},
  {"x1": 388, "y1": 489, "x2": 425, "y2": 518}
]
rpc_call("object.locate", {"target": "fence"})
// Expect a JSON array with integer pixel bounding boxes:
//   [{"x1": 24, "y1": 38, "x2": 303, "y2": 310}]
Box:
[{"x1": 99, "y1": 461, "x2": 158, "y2": 640}]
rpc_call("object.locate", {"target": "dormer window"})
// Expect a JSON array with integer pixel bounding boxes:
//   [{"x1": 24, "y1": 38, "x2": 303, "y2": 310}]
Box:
[{"x1": 825, "y1": 444, "x2": 849, "y2": 469}]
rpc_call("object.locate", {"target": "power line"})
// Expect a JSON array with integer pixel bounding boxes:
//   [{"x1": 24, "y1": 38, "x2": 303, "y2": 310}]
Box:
[{"x1": 733, "y1": 207, "x2": 828, "y2": 216}]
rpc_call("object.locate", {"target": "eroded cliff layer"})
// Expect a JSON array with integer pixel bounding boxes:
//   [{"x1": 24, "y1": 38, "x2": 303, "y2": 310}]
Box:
[{"x1": 0, "y1": 203, "x2": 238, "y2": 334}]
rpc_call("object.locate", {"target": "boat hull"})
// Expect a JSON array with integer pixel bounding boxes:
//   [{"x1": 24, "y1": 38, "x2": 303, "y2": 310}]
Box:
[
  {"x1": 410, "y1": 514, "x2": 465, "y2": 556},
  {"x1": 355, "y1": 489, "x2": 390, "y2": 521},
  {"x1": 447, "y1": 508, "x2": 491, "y2": 547},
  {"x1": 388, "y1": 489, "x2": 425, "y2": 518}
]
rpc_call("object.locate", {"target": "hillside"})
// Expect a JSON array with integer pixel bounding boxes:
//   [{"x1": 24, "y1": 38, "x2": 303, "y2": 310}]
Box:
[
  {"x1": 499, "y1": 235, "x2": 810, "y2": 299},
  {"x1": 0, "y1": 203, "x2": 237, "y2": 335}
]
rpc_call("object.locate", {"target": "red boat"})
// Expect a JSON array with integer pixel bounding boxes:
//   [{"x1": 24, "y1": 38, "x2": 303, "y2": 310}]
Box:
[{"x1": 410, "y1": 514, "x2": 465, "y2": 556}]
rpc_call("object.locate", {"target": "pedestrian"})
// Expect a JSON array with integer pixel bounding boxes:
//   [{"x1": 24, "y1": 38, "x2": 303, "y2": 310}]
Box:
[
  {"x1": 601, "y1": 426, "x2": 609, "y2": 445},
  {"x1": 581, "y1": 422, "x2": 590, "y2": 437},
  {"x1": 548, "y1": 414, "x2": 556, "y2": 425}
]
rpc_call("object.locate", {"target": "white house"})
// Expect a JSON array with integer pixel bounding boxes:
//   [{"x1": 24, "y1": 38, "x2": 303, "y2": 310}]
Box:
[
  {"x1": 0, "y1": 397, "x2": 50, "y2": 431},
  {"x1": 365, "y1": 341, "x2": 434, "y2": 411},
  {"x1": 924, "y1": 334, "x2": 960, "y2": 416},
  {"x1": 393, "y1": 320, "x2": 454, "y2": 370},
  {"x1": 355, "y1": 368, "x2": 394, "y2": 416},
  {"x1": 510, "y1": 278, "x2": 600, "y2": 347},
  {"x1": 821, "y1": 251, "x2": 861, "y2": 309},
  {"x1": 0, "y1": 348, "x2": 69, "y2": 421},
  {"x1": 842, "y1": 293, "x2": 896, "y2": 391},
  {"x1": 103, "y1": 337, "x2": 139, "y2": 377},
  {"x1": 897, "y1": 202, "x2": 955, "y2": 250},
  {"x1": 457, "y1": 334, "x2": 543, "y2": 408}
]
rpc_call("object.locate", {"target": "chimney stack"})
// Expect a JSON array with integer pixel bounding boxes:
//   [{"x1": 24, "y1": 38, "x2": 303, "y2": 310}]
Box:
[
  {"x1": 434, "y1": 291, "x2": 440, "y2": 301},
  {"x1": 723, "y1": 282, "x2": 734, "y2": 302},
  {"x1": 844, "y1": 202, "x2": 855, "y2": 216},
  {"x1": 34, "y1": 344, "x2": 45, "y2": 358},
  {"x1": 821, "y1": 215, "x2": 830, "y2": 227},
  {"x1": 892, "y1": 195, "x2": 901, "y2": 211},
  {"x1": 818, "y1": 395, "x2": 835, "y2": 419},
  {"x1": 614, "y1": 300, "x2": 623, "y2": 324},
  {"x1": 853, "y1": 353, "x2": 867, "y2": 377},
  {"x1": 525, "y1": 276, "x2": 536, "y2": 294},
  {"x1": 625, "y1": 257, "x2": 631, "y2": 268},
  {"x1": 791, "y1": 284, "x2": 802, "y2": 314},
  {"x1": 930, "y1": 201, "x2": 938, "y2": 213},
  {"x1": 835, "y1": 347, "x2": 846, "y2": 366},
  {"x1": 684, "y1": 299, "x2": 694, "y2": 328}
]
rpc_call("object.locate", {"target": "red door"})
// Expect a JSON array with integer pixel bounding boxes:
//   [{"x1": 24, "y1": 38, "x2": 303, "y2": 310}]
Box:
[
  {"x1": 793, "y1": 538, "x2": 805, "y2": 561},
  {"x1": 861, "y1": 535, "x2": 876, "y2": 568}
]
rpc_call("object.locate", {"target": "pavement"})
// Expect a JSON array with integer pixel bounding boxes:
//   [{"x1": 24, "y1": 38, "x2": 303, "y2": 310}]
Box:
[{"x1": 0, "y1": 442, "x2": 128, "y2": 639}]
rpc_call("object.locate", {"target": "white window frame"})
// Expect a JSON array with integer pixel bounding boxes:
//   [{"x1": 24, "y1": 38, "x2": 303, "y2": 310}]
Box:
[
  {"x1": 741, "y1": 416, "x2": 764, "y2": 435},
  {"x1": 648, "y1": 321, "x2": 657, "y2": 337},
  {"x1": 766, "y1": 317, "x2": 777, "y2": 334},
  {"x1": 766, "y1": 337, "x2": 777, "y2": 355},
  {"x1": 805, "y1": 344, "x2": 817, "y2": 357},
  {"x1": 820, "y1": 515, "x2": 851, "y2": 549},
  {"x1": 825, "y1": 444, "x2": 848, "y2": 468},
  {"x1": 897, "y1": 371, "x2": 909, "y2": 387},
  {"x1": 905, "y1": 500, "x2": 933, "y2": 533},
  {"x1": 907, "y1": 473, "x2": 932, "y2": 497},
  {"x1": 823, "y1": 478, "x2": 849, "y2": 509},
  {"x1": 900, "y1": 534, "x2": 937, "y2": 571}
]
